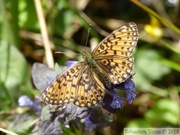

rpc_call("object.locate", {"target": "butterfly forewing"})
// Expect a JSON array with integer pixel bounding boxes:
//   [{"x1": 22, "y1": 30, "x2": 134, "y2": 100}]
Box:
[
  {"x1": 42, "y1": 63, "x2": 84, "y2": 106},
  {"x1": 92, "y1": 22, "x2": 138, "y2": 58},
  {"x1": 42, "y1": 63, "x2": 106, "y2": 108}
]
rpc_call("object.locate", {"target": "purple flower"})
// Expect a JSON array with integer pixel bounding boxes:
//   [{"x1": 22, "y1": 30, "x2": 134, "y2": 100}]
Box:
[
  {"x1": 18, "y1": 95, "x2": 42, "y2": 114},
  {"x1": 84, "y1": 107, "x2": 113, "y2": 132},
  {"x1": 115, "y1": 78, "x2": 136, "y2": 104},
  {"x1": 101, "y1": 78, "x2": 136, "y2": 113},
  {"x1": 39, "y1": 103, "x2": 89, "y2": 134},
  {"x1": 30, "y1": 62, "x2": 137, "y2": 133},
  {"x1": 65, "y1": 61, "x2": 78, "y2": 66},
  {"x1": 18, "y1": 95, "x2": 33, "y2": 107},
  {"x1": 102, "y1": 92, "x2": 124, "y2": 113}
]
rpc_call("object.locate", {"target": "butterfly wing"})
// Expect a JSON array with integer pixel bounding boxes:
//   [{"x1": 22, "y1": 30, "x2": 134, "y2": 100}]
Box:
[
  {"x1": 96, "y1": 57, "x2": 135, "y2": 84},
  {"x1": 42, "y1": 63, "x2": 84, "y2": 107},
  {"x1": 92, "y1": 22, "x2": 138, "y2": 58},
  {"x1": 74, "y1": 66, "x2": 105, "y2": 107},
  {"x1": 92, "y1": 22, "x2": 138, "y2": 84},
  {"x1": 42, "y1": 63, "x2": 105, "y2": 108}
]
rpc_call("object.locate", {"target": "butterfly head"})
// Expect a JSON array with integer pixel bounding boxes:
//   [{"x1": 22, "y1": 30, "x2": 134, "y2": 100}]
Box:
[
  {"x1": 80, "y1": 51, "x2": 92, "y2": 59},
  {"x1": 80, "y1": 51, "x2": 96, "y2": 67}
]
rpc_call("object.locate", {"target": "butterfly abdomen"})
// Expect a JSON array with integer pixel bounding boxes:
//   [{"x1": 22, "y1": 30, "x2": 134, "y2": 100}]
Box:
[{"x1": 93, "y1": 67, "x2": 112, "y2": 88}]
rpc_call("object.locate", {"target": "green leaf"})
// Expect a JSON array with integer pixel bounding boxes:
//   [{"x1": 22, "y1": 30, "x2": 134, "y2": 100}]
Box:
[
  {"x1": 0, "y1": 41, "x2": 32, "y2": 109},
  {"x1": 126, "y1": 119, "x2": 151, "y2": 128},
  {"x1": 8, "y1": 114, "x2": 36, "y2": 134},
  {"x1": 145, "y1": 99, "x2": 179, "y2": 125},
  {"x1": 19, "y1": 0, "x2": 38, "y2": 29},
  {"x1": 0, "y1": 0, "x2": 19, "y2": 47},
  {"x1": 134, "y1": 49, "x2": 170, "y2": 89}
]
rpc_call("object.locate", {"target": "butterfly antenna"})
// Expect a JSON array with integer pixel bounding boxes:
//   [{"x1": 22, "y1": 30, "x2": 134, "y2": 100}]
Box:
[
  {"x1": 55, "y1": 51, "x2": 65, "y2": 54},
  {"x1": 84, "y1": 24, "x2": 92, "y2": 48}
]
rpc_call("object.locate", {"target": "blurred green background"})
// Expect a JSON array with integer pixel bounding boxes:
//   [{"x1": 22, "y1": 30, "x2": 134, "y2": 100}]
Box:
[{"x1": 0, "y1": 0, "x2": 180, "y2": 135}]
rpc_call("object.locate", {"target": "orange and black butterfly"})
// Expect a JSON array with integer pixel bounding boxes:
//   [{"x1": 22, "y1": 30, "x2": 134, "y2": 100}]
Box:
[{"x1": 42, "y1": 22, "x2": 138, "y2": 108}]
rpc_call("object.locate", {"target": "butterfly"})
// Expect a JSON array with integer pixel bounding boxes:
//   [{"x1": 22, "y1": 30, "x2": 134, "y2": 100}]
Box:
[{"x1": 42, "y1": 22, "x2": 138, "y2": 108}]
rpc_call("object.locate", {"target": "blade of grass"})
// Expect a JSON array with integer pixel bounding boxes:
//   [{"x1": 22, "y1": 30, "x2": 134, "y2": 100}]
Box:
[
  {"x1": 0, "y1": 128, "x2": 18, "y2": 135},
  {"x1": 161, "y1": 59, "x2": 180, "y2": 72},
  {"x1": 158, "y1": 40, "x2": 180, "y2": 55},
  {"x1": 34, "y1": 0, "x2": 54, "y2": 67},
  {"x1": 131, "y1": 0, "x2": 180, "y2": 35}
]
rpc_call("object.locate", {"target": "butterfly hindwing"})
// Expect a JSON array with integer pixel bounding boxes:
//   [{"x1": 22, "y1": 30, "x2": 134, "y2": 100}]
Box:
[
  {"x1": 97, "y1": 57, "x2": 134, "y2": 84},
  {"x1": 74, "y1": 66, "x2": 105, "y2": 107}
]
